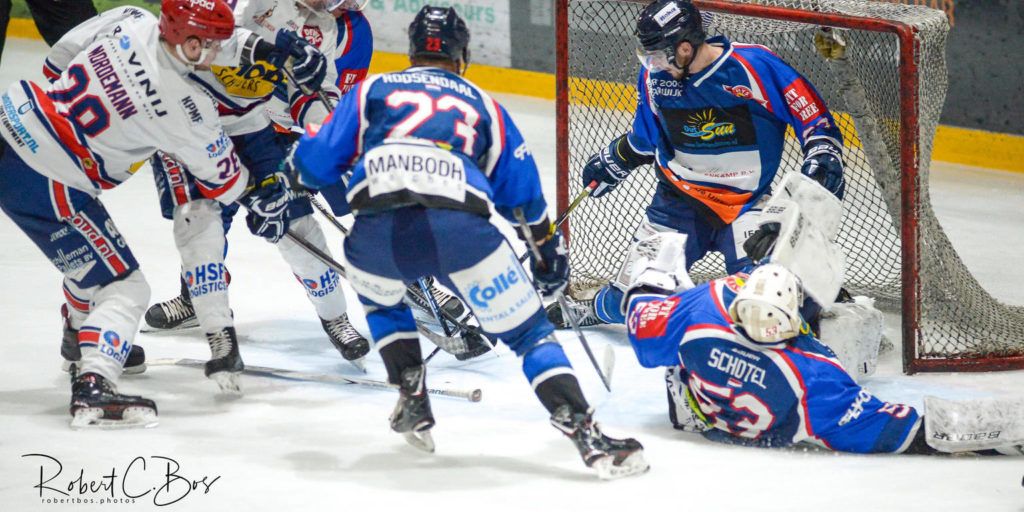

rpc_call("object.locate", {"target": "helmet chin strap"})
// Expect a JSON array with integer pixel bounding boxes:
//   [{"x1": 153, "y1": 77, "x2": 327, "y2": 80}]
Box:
[{"x1": 174, "y1": 43, "x2": 214, "y2": 71}]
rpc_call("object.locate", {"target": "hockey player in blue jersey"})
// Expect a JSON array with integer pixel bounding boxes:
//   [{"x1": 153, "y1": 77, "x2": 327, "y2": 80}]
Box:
[
  {"x1": 548, "y1": 0, "x2": 847, "y2": 329},
  {"x1": 619, "y1": 233, "x2": 1024, "y2": 456},
  {"x1": 289, "y1": 6, "x2": 649, "y2": 479}
]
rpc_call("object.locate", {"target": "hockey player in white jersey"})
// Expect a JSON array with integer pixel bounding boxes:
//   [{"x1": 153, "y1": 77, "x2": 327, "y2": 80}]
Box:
[
  {"x1": 0, "y1": 0, "x2": 293, "y2": 427},
  {"x1": 144, "y1": 0, "x2": 375, "y2": 387}
]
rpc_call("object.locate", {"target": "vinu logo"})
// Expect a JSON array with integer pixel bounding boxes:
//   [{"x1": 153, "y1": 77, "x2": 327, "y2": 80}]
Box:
[
  {"x1": 681, "y1": 109, "x2": 736, "y2": 141},
  {"x1": 469, "y1": 266, "x2": 524, "y2": 308}
]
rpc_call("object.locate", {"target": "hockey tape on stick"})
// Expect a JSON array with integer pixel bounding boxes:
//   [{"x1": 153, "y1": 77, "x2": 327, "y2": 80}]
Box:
[
  {"x1": 149, "y1": 358, "x2": 482, "y2": 402},
  {"x1": 512, "y1": 207, "x2": 612, "y2": 391}
]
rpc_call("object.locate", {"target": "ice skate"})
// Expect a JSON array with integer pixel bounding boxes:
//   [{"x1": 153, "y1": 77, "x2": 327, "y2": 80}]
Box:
[
  {"x1": 406, "y1": 276, "x2": 468, "y2": 323},
  {"x1": 70, "y1": 372, "x2": 158, "y2": 429},
  {"x1": 545, "y1": 296, "x2": 605, "y2": 329},
  {"x1": 60, "y1": 305, "x2": 146, "y2": 376},
  {"x1": 389, "y1": 365, "x2": 435, "y2": 453},
  {"x1": 321, "y1": 314, "x2": 370, "y2": 372},
  {"x1": 142, "y1": 278, "x2": 198, "y2": 332},
  {"x1": 550, "y1": 405, "x2": 649, "y2": 479},
  {"x1": 205, "y1": 327, "x2": 243, "y2": 395}
]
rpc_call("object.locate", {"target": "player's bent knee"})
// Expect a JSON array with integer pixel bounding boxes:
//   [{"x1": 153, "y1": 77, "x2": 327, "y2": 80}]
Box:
[
  {"x1": 448, "y1": 242, "x2": 545, "y2": 344},
  {"x1": 93, "y1": 270, "x2": 151, "y2": 319}
]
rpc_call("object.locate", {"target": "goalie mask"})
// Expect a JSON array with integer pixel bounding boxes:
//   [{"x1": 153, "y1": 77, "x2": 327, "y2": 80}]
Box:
[{"x1": 728, "y1": 264, "x2": 803, "y2": 348}]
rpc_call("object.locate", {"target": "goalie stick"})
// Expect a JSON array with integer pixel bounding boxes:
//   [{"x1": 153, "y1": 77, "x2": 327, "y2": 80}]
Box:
[
  {"x1": 512, "y1": 208, "x2": 614, "y2": 391},
  {"x1": 148, "y1": 358, "x2": 482, "y2": 402}
]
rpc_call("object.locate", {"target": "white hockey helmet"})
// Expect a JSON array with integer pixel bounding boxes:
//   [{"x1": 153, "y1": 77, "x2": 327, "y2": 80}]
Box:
[{"x1": 728, "y1": 264, "x2": 803, "y2": 347}]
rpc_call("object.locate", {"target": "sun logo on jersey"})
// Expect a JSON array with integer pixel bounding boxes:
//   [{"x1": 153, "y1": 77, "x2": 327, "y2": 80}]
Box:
[{"x1": 682, "y1": 109, "x2": 736, "y2": 142}]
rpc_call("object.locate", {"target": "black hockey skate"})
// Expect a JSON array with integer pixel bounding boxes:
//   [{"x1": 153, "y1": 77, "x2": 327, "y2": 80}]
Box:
[
  {"x1": 545, "y1": 297, "x2": 606, "y2": 330},
  {"x1": 70, "y1": 372, "x2": 158, "y2": 429},
  {"x1": 389, "y1": 365, "x2": 435, "y2": 453},
  {"x1": 406, "y1": 276, "x2": 467, "y2": 323},
  {"x1": 321, "y1": 314, "x2": 370, "y2": 372},
  {"x1": 142, "y1": 278, "x2": 198, "y2": 332},
  {"x1": 205, "y1": 327, "x2": 244, "y2": 394},
  {"x1": 60, "y1": 305, "x2": 146, "y2": 377},
  {"x1": 550, "y1": 405, "x2": 649, "y2": 479}
]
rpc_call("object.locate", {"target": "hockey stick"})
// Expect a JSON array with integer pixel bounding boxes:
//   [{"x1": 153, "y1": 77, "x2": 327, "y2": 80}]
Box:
[
  {"x1": 512, "y1": 208, "x2": 613, "y2": 391},
  {"x1": 280, "y1": 229, "x2": 475, "y2": 353},
  {"x1": 517, "y1": 181, "x2": 597, "y2": 264},
  {"x1": 301, "y1": 192, "x2": 486, "y2": 350},
  {"x1": 148, "y1": 358, "x2": 482, "y2": 402}
]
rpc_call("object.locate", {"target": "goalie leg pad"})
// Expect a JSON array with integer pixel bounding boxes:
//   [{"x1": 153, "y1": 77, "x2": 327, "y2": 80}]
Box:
[
  {"x1": 818, "y1": 296, "x2": 884, "y2": 381},
  {"x1": 924, "y1": 396, "x2": 1024, "y2": 453}
]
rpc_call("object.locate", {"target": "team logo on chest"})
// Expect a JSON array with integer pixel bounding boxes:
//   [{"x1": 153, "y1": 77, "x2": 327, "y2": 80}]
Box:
[
  {"x1": 723, "y1": 84, "x2": 768, "y2": 109},
  {"x1": 301, "y1": 25, "x2": 324, "y2": 47}
]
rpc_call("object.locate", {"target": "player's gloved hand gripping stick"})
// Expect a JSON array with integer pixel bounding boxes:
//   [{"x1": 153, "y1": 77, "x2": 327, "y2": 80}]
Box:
[{"x1": 513, "y1": 208, "x2": 614, "y2": 391}]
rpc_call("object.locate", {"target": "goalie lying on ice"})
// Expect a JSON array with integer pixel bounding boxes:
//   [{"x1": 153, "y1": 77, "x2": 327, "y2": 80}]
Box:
[{"x1": 621, "y1": 233, "x2": 1024, "y2": 455}]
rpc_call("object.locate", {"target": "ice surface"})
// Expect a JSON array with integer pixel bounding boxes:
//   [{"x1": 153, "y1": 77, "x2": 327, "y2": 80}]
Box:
[{"x1": 1, "y1": 38, "x2": 1023, "y2": 511}]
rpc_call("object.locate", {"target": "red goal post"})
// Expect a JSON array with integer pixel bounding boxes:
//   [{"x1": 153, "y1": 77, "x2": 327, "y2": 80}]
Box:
[{"x1": 554, "y1": 0, "x2": 1024, "y2": 373}]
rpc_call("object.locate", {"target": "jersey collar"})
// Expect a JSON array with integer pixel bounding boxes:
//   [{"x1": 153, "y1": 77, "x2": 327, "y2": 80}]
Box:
[{"x1": 689, "y1": 35, "x2": 733, "y2": 89}]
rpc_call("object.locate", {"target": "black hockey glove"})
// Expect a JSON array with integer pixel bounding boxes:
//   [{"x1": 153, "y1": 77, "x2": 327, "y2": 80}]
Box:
[
  {"x1": 801, "y1": 140, "x2": 845, "y2": 199},
  {"x1": 742, "y1": 222, "x2": 781, "y2": 264},
  {"x1": 241, "y1": 173, "x2": 293, "y2": 244},
  {"x1": 530, "y1": 230, "x2": 570, "y2": 298},
  {"x1": 581, "y1": 135, "x2": 651, "y2": 198},
  {"x1": 275, "y1": 31, "x2": 327, "y2": 93}
]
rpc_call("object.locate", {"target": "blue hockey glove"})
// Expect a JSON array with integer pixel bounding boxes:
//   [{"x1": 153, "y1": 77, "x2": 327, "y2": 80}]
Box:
[
  {"x1": 530, "y1": 230, "x2": 570, "y2": 298},
  {"x1": 800, "y1": 141, "x2": 845, "y2": 199},
  {"x1": 582, "y1": 137, "x2": 633, "y2": 199},
  {"x1": 241, "y1": 173, "x2": 293, "y2": 243},
  {"x1": 275, "y1": 31, "x2": 327, "y2": 93}
]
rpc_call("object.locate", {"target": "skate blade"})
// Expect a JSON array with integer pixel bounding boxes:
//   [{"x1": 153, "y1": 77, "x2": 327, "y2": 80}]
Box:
[
  {"x1": 592, "y1": 451, "x2": 650, "y2": 480},
  {"x1": 140, "y1": 317, "x2": 200, "y2": 333},
  {"x1": 209, "y1": 371, "x2": 243, "y2": 395},
  {"x1": 348, "y1": 358, "x2": 367, "y2": 373},
  {"x1": 70, "y1": 406, "x2": 158, "y2": 430},
  {"x1": 402, "y1": 430, "x2": 435, "y2": 453}
]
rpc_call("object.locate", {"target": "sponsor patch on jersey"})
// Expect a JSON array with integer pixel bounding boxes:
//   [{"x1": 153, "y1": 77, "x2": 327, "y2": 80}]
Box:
[
  {"x1": 211, "y1": 62, "x2": 284, "y2": 99},
  {"x1": 119, "y1": 35, "x2": 131, "y2": 50},
  {"x1": 783, "y1": 78, "x2": 823, "y2": 123},
  {"x1": 1, "y1": 93, "x2": 40, "y2": 153},
  {"x1": 301, "y1": 25, "x2": 324, "y2": 48},
  {"x1": 661, "y1": 105, "x2": 755, "y2": 150},
  {"x1": 362, "y1": 143, "x2": 467, "y2": 203},
  {"x1": 630, "y1": 297, "x2": 680, "y2": 339},
  {"x1": 206, "y1": 131, "x2": 230, "y2": 158},
  {"x1": 179, "y1": 96, "x2": 203, "y2": 126}
]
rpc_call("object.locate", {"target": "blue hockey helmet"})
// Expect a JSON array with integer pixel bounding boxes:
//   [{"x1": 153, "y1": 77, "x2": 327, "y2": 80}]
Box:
[
  {"x1": 634, "y1": 0, "x2": 706, "y2": 74},
  {"x1": 408, "y1": 6, "x2": 471, "y2": 72}
]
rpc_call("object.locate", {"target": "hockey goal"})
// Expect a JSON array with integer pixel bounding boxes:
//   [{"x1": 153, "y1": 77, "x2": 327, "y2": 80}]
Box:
[{"x1": 555, "y1": 0, "x2": 1024, "y2": 373}]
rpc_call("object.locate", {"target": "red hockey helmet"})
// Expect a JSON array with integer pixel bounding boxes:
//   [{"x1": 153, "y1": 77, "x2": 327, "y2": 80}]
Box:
[{"x1": 159, "y1": 0, "x2": 235, "y2": 46}]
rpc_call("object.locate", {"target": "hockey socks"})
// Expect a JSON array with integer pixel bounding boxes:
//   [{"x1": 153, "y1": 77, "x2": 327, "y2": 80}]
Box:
[
  {"x1": 379, "y1": 337, "x2": 423, "y2": 386},
  {"x1": 523, "y1": 341, "x2": 589, "y2": 414}
]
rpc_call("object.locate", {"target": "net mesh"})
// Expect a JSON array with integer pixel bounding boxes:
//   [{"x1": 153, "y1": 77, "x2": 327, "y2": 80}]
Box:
[{"x1": 561, "y1": 0, "x2": 1024, "y2": 367}]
